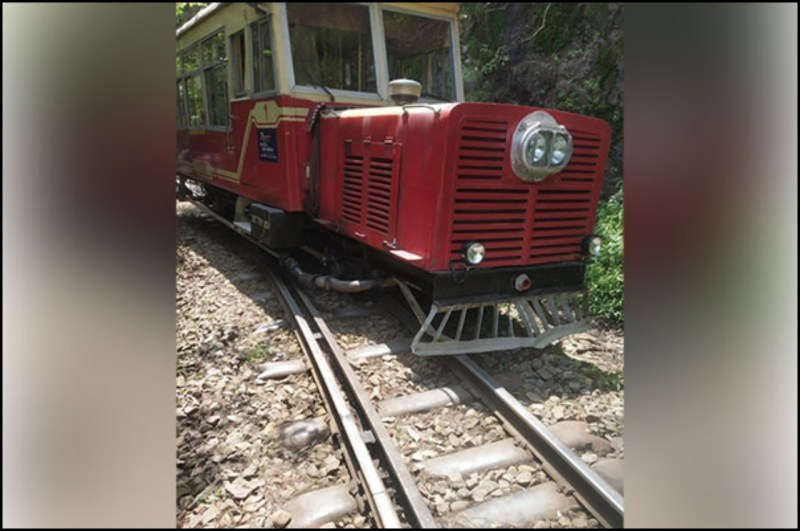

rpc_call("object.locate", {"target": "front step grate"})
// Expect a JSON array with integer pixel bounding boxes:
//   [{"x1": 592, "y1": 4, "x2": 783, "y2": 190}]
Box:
[{"x1": 397, "y1": 282, "x2": 589, "y2": 356}]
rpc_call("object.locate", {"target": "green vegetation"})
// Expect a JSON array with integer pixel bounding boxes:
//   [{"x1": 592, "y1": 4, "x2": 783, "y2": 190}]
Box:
[
  {"x1": 586, "y1": 192, "x2": 624, "y2": 326},
  {"x1": 460, "y1": 3, "x2": 624, "y2": 184},
  {"x1": 176, "y1": 2, "x2": 207, "y2": 27},
  {"x1": 246, "y1": 343, "x2": 272, "y2": 364}
]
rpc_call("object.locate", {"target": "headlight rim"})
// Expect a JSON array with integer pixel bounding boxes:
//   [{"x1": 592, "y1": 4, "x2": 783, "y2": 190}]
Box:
[{"x1": 511, "y1": 111, "x2": 573, "y2": 183}]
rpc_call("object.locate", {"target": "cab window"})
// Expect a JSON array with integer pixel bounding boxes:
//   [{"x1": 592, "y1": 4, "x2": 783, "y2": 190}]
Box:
[
  {"x1": 287, "y1": 3, "x2": 376, "y2": 93},
  {"x1": 383, "y1": 10, "x2": 455, "y2": 101}
]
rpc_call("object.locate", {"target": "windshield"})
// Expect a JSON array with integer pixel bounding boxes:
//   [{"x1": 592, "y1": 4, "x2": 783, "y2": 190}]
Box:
[
  {"x1": 383, "y1": 10, "x2": 456, "y2": 101},
  {"x1": 287, "y1": 3, "x2": 377, "y2": 93}
]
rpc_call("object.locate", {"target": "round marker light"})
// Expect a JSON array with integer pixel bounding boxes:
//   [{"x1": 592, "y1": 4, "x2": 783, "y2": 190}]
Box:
[
  {"x1": 550, "y1": 134, "x2": 569, "y2": 166},
  {"x1": 463, "y1": 242, "x2": 486, "y2": 265},
  {"x1": 588, "y1": 236, "x2": 602, "y2": 256},
  {"x1": 525, "y1": 132, "x2": 549, "y2": 166}
]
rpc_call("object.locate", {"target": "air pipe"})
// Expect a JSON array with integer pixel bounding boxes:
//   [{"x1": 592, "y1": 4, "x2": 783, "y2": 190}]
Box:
[{"x1": 282, "y1": 257, "x2": 395, "y2": 293}]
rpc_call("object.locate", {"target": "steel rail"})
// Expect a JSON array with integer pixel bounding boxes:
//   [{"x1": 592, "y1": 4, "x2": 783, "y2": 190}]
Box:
[
  {"x1": 448, "y1": 356, "x2": 624, "y2": 528},
  {"x1": 383, "y1": 293, "x2": 624, "y2": 528},
  {"x1": 184, "y1": 198, "x2": 622, "y2": 527},
  {"x1": 291, "y1": 286, "x2": 440, "y2": 529},
  {"x1": 267, "y1": 271, "x2": 403, "y2": 528}
]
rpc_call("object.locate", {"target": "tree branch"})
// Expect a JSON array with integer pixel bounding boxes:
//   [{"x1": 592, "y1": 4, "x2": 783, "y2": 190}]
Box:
[{"x1": 522, "y1": 3, "x2": 553, "y2": 43}]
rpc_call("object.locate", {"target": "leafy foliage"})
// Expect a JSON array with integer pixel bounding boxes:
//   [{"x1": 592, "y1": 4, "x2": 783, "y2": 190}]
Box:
[
  {"x1": 460, "y1": 3, "x2": 624, "y2": 192},
  {"x1": 176, "y1": 2, "x2": 207, "y2": 28},
  {"x1": 246, "y1": 343, "x2": 271, "y2": 364},
  {"x1": 586, "y1": 192, "x2": 624, "y2": 326}
]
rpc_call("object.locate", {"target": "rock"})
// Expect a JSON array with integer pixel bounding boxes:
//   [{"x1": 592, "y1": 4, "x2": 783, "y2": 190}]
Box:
[
  {"x1": 471, "y1": 486, "x2": 491, "y2": 502},
  {"x1": 249, "y1": 292, "x2": 271, "y2": 303},
  {"x1": 322, "y1": 455, "x2": 341, "y2": 474},
  {"x1": 450, "y1": 500, "x2": 470, "y2": 512},
  {"x1": 224, "y1": 477, "x2": 263, "y2": 499},
  {"x1": 241, "y1": 462, "x2": 258, "y2": 478},
  {"x1": 447, "y1": 472, "x2": 465, "y2": 487},
  {"x1": 406, "y1": 427, "x2": 421, "y2": 442},
  {"x1": 200, "y1": 506, "x2": 218, "y2": 524},
  {"x1": 526, "y1": 391, "x2": 543, "y2": 402},
  {"x1": 272, "y1": 510, "x2": 292, "y2": 528},
  {"x1": 278, "y1": 418, "x2": 330, "y2": 450},
  {"x1": 478, "y1": 479, "x2": 498, "y2": 493}
]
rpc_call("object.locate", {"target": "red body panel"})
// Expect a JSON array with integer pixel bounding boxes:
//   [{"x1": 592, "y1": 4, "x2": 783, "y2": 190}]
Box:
[
  {"x1": 177, "y1": 95, "x2": 315, "y2": 212},
  {"x1": 178, "y1": 98, "x2": 610, "y2": 274},
  {"x1": 317, "y1": 103, "x2": 611, "y2": 272}
]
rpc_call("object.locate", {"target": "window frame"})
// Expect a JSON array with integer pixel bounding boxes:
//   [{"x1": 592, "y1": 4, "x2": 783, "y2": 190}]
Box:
[
  {"x1": 250, "y1": 15, "x2": 279, "y2": 100},
  {"x1": 279, "y1": 2, "x2": 464, "y2": 102},
  {"x1": 176, "y1": 26, "x2": 230, "y2": 132},
  {"x1": 176, "y1": 79, "x2": 189, "y2": 130},
  {"x1": 201, "y1": 27, "x2": 229, "y2": 132},
  {"x1": 229, "y1": 29, "x2": 247, "y2": 98},
  {"x1": 280, "y1": 2, "x2": 385, "y2": 102},
  {"x1": 378, "y1": 4, "x2": 464, "y2": 103}
]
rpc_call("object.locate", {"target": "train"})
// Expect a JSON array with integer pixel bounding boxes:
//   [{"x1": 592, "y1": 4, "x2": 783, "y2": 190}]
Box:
[{"x1": 176, "y1": 2, "x2": 611, "y2": 356}]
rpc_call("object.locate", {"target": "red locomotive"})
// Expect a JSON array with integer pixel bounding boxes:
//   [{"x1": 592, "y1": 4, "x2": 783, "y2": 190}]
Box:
[{"x1": 176, "y1": 3, "x2": 611, "y2": 355}]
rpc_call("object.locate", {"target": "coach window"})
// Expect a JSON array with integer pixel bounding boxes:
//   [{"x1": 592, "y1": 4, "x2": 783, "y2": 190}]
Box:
[
  {"x1": 178, "y1": 45, "x2": 205, "y2": 128},
  {"x1": 230, "y1": 30, "x2": 246, "y2": 97},
  {"x1": 176, "y1": 81, "x2": 188, "y2": 129},
  {"x1": 382, "y1": 10, "x2": 456, "y2": 101},
  {"x1": 202, "y1": 29, "x2": 229, "y2": 129},
  {"x1": 251, "y1": 17, "x2": 277, "y2": 95},
  {"x1": 287, "y1": 3, "x2": 376, "y2": 93}
]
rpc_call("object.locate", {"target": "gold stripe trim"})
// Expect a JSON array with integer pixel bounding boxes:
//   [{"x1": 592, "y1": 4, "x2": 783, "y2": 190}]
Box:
[{"x1": 184, "y1": 102, "x2": 309, "y2": 183}]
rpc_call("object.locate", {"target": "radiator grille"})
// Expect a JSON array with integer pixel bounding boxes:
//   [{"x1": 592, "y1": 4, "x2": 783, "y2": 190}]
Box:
[{"x1": 450, "y1": 119, "x2": 603, "y2": 267}]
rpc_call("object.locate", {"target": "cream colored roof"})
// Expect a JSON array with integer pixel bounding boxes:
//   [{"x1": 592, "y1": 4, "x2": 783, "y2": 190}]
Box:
[{"x1": 177, "y1": 3, "x2": 460, "y2": 40}]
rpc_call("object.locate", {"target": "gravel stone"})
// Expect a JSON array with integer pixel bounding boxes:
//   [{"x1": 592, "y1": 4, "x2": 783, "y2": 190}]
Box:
[{"x1": 272, "y1": 510, "x2": 292, "y2": 528}]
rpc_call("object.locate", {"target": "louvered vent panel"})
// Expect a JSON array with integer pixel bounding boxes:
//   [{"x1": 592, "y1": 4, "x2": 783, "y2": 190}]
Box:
[
  {"x1": 342, "y1": 155, "x2": 364, "y2": 225},
  {"x1": 339, "y1": 142, "x2": 399, "y2": 240},
  {"x1": 365, "y1": 157, "x2": 393, "y2": 234}
]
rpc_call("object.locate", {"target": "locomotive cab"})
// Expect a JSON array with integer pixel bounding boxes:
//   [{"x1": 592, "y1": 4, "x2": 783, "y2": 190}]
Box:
[{"x1": 176, "y1": 3, "x2": 611, "y2": 356}]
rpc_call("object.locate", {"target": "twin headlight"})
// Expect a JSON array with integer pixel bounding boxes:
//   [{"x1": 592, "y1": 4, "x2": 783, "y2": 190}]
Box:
[{"x1": 511, "y1": 111, "x2": 573, "y2": 182}]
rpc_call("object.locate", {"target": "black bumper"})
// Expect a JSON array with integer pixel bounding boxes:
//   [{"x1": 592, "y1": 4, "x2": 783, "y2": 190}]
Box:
[{"x1": 431, "y1": 262, "x2": 586, "y2": 305}]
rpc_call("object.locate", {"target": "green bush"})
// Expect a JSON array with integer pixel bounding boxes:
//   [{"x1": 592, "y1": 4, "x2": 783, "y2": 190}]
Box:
[{"x1": 586, "y1": 193, "x2": 624, "y2": 326}]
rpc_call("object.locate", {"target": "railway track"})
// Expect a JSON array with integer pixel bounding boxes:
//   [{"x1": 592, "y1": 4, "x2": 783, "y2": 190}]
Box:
[
  {"x1": 262, "y1": 269, "x2": 623, "y2": 528},
  {"x1": 181, "y1": 199, "x2": 624, "y2": 528}
]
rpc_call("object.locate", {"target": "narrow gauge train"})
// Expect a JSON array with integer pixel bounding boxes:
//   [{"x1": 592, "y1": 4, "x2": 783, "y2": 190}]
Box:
[{"x1": 176, "y1": 2, "x2": 611, "y2": 356}]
